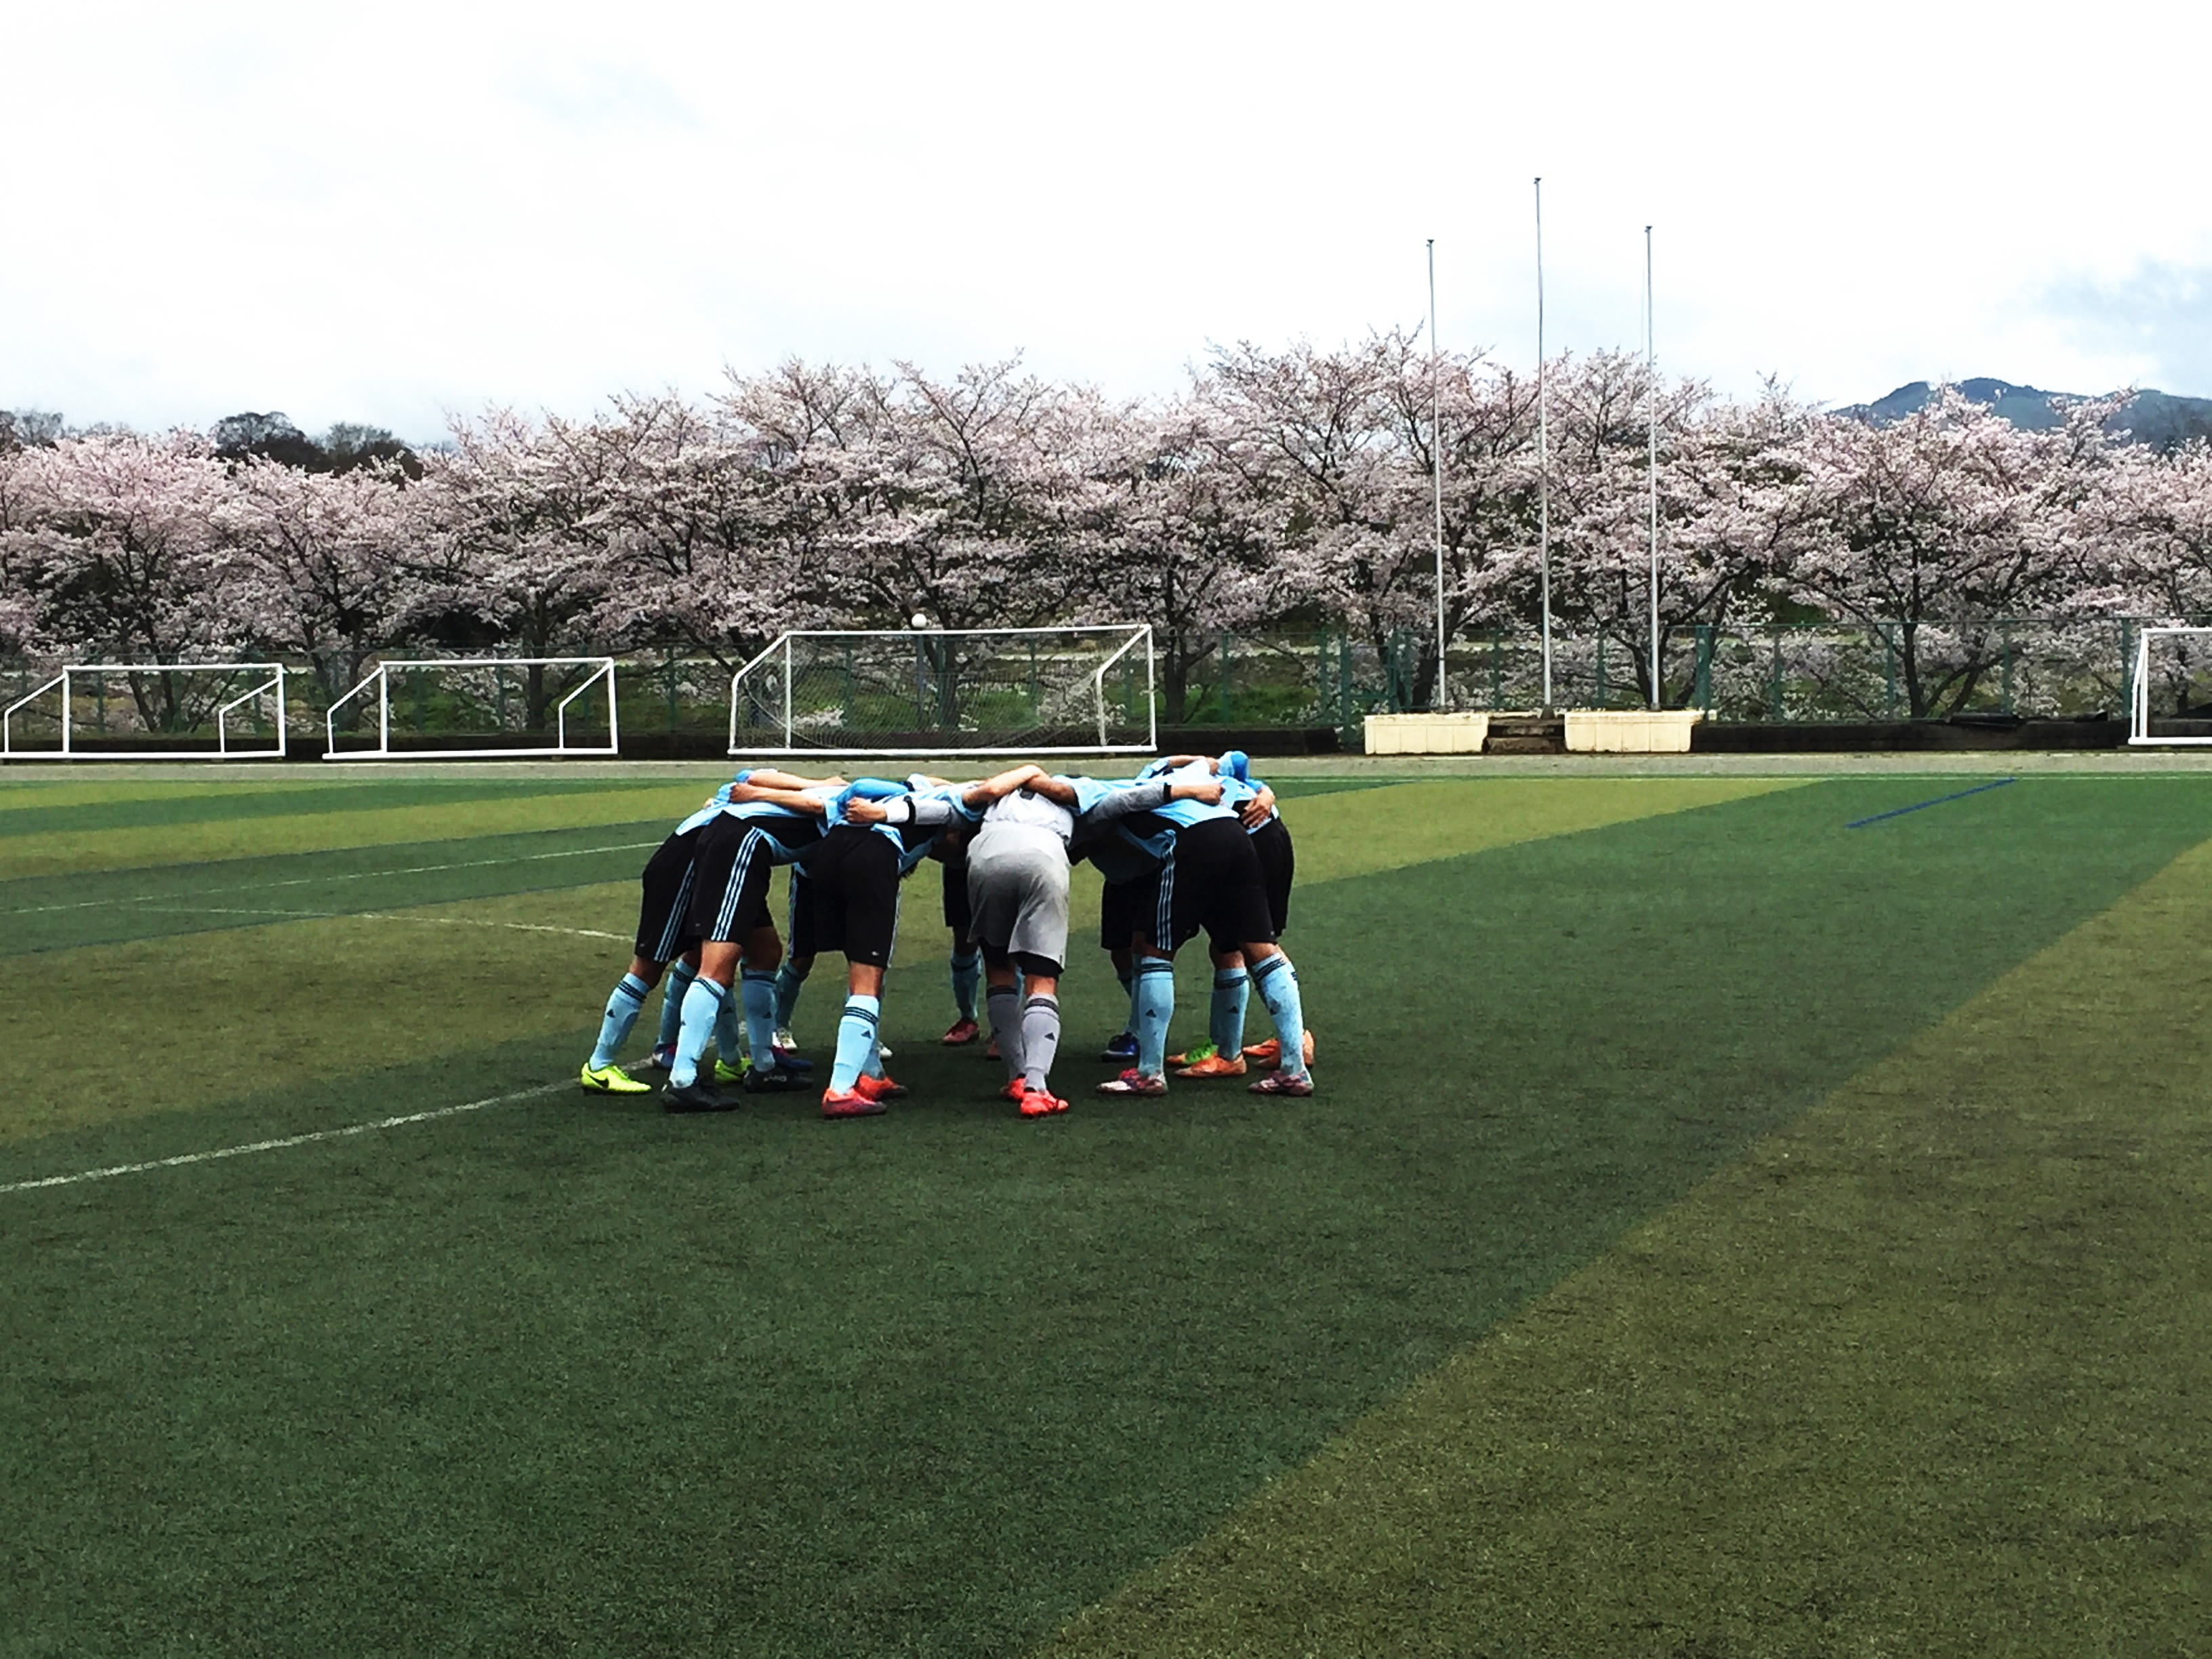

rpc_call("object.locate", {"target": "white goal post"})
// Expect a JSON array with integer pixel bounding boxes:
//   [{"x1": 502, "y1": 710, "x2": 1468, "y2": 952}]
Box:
[
  {"x1": 2130, "y1": 626, "x2": 2212, "y2": 746},
  {"x1": 1, "y1": 663, "x2": 287, "y2": 760},
  {"x1": 727, "y1": 625, "x2": 1157, "y2": 756},
  {"x1": 325, "y1": 657, "x2": 619, "y2": 760}
]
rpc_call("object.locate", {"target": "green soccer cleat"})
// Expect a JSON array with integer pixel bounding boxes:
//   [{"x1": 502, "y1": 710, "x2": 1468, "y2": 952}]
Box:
[
  {"x1": 581, "y1": 1061, "x2": 653, "y2": 1095},
  {"x1": 713, "y1": 1056, "x2": 748, "y2": 1085}
]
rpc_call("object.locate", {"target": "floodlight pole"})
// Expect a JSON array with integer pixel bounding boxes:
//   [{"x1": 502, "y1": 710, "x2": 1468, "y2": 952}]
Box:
[
  {"x1": 1536, "y1": 177, "x2": 1552, "y2": 712},
  {"x1": 1429, "y1": 238, "x2": 1449, "y2": 711},
  {"x1": 1645, "y1": 223, "x2": 1660, "y2": 710}
]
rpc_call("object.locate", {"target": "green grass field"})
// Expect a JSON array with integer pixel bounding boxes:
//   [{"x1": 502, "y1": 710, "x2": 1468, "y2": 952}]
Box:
[{"x1": 3, "y1": 767, "x2": 2208, "y2": 1656}]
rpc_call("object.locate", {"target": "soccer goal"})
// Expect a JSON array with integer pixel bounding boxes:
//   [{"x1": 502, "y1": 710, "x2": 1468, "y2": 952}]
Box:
[
  {"x1": 1, "y1": 662, "x2": 287, "y2": 760},
  {"x1": 729, "y1": 626, "x2": 1156, "y2": 756},
  {"x1": 2129, "y1": 626, "x2": 2212, "y2": 746},
  {"x1": 325, "y1": 657, "x2": 619, "y2": 760}
]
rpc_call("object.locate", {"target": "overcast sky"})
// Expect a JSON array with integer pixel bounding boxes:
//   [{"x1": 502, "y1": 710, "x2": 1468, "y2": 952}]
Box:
[{"x1": 7, "y1": 0, "x2": 2208, "y2": 442}]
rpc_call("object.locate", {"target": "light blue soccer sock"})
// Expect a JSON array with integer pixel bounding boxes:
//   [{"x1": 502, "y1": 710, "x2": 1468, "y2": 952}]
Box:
[
  {"x1": 671, "y1": 977, "x2": 729, "y2": 1088},
  {"x1": 715, "y1": 986, "x2": 746, "y2": 1067},
  {"x1": 740, "y1": 968, "x2": 778, "y2": 1067},
  {"x1": 1021, "y1": 994, "x2": 1061, "y2": 1094},
  {"x1": 986, "y1": 983, "x2": 1024, "y2": 1080},
  {"x1": 590, "y1": 972, "x2": 651, "y2": 1069},
  {"x1": 1210, "y1": 967, "x2": 1250, "y2": 1056},
  {"x1": 655, "y1": 958, "x2": 697, "y2": 1053},
  {"x1": 1250, "y1": 953, "x2": 1307, "y2": 1078},
  {"x1": 773, "y1": 960, "x2": 809, "y2": 1029},
  {"x1": 1134, "y1": 957, "x2": 1176, "y2": 1077},
  {"x1": 950, "y1": 947, "x2": 982, "y2": 1022},
  {"x1": 830, "y1": 994, "x2": 882, "y2": 1094}
]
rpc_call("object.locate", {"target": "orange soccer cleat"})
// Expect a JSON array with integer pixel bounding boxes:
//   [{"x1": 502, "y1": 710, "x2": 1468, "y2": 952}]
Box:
[
  {"x1": 821, "y1": 1088, "x2": 886, "y2": 1118},
  {"x1": 855, "y1": 1072, "x2": 908, "y2": 1102},
  {"x1": 1241, "y1": 1031, "x2": 1317, "y2": 1067},
  {"x1": 1175, "y1": 1051, "x2": 1248, "y2": 1078},
  {"x1": 1016, "y1": 1084, "x2": 1069, "y2": 1118}
]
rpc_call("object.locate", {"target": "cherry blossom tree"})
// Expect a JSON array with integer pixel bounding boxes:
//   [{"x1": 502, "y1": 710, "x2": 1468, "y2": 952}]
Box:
[
  {"x1": 0, "y1": 432, "x2": 244, "y2": 728},
  {"x1": 409, "y1": 410, "x2": 621, "y2": 728},
  {"x1": 1087, "y1": 396, "x2": 1279, "y2": 722},
  {"x1": 216, "y1": 456, "x2": 413, "y2": 712},
  {"x1": 1775, "y1": 386, "x2": 2117, "y2": 717}
]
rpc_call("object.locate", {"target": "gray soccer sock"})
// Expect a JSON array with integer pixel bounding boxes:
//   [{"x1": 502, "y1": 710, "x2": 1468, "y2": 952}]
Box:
[
  {"x1": 1021, "y1": 994, "x2": 1061, "y2": 1094},
  {"x1": 986, "y1": 983, "x2": 1024, "y2": 1080}
]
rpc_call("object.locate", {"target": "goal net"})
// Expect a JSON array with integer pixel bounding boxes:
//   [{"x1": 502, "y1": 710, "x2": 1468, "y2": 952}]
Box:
[
  {"x1": 2130, "y1": 627, "x2": 2212, "y2": 745},
  {"x1": 1, "y1": 663, "x2": 287, "y2": 759},
  {"x1": 728, "y1": 626, "x2": 1156, "y2": 756},
  {"x1": 325, "y1": 657, "x2": 618, "y2": 760}
]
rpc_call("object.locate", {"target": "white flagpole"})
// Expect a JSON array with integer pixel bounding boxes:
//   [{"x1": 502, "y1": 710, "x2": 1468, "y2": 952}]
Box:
[
  {"x1": 1536, "y1": 178, "x2": 1552, "y2": 712},
  {"x1": 1429, "y1": 238, "x2": 1448, "y2": 711},
  {"x1": 1645, "y1": 224, "x2": 1660, "y2": 710}
]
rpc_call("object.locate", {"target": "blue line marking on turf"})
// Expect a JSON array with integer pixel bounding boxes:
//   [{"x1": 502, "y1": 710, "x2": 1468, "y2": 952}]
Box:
[{"x1": 1846, "y1": 777, "x2": 2017, "y2": 828}]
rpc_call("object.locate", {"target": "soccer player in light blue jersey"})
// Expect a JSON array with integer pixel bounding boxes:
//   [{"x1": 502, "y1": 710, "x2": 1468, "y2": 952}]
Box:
[
  {"x1": 583, "y1": 770, "x2": 834, "y2": 1108},
  {"x1": 815, "y1": 766, "x2": 1043, "y2": 1117},
  {"x1": 1086, "y1": 757, "x2": 1312, "y2": 1099}
]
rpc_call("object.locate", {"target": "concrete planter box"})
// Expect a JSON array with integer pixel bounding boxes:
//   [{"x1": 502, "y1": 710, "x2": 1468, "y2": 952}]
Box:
[
  {"x1": 1363, "y1": 712, "x2": 1492, "y2": 755},
  {"x1": 1563, "y1": 710, "x2": 1704, "y2": 753}
]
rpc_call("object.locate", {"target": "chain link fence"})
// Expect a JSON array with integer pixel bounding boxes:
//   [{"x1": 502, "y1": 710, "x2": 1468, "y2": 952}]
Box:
[{"x1": 0, "y1": 619, "x2": 2177, "y2": 753}]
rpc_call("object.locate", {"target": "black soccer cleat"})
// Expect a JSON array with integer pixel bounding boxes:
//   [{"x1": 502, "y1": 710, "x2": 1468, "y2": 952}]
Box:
[
  {"x1": 741, "y1": 1065, "x2": 802, "y2": 1094},
  {"x1": 662, "y1": 1078, "x2": 736, "y2": 1114}
]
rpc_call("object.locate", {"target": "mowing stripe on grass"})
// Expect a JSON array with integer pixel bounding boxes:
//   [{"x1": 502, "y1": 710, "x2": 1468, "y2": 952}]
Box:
[
  {"x1": 0, "y1": 782, "x2": 708, "y2": 877},
  {"x1": 1039, "y1": 831, "x2": 2212, "y2": 1659},
  {"x1": 1, "y1": 838, "x2": 660, "y2": 919},
  {"x1": 132, "y1": 903, "x2": 628, "y2": 940},
  {"x1": 1846, "y1": 775, "x2": 2018, "y2": 827},
  {"x1": 1271, "y1": 775, "x2": 1808, "y2": 885},
  {"x1": 0, "y1": 882, "x2": 646, "y2": 1143},
  {"x1": 0, "y1": 779, "x2": 338, "y2": 815},
  {"x1": 0, "y1": 776, "x2": 655, "y2": 839},
  {"x1": 6, "y1": 779, "x2": 2210, "y2": 1658},
  {"x1": 0, "y1": 1080, "x2": 569, "y2": 1196}
]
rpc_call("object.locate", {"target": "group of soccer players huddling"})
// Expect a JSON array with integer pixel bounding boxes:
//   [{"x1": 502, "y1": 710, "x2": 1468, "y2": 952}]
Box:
[{"x1": 578, "y1": 751, "x2": 1313, "y2": 1119}]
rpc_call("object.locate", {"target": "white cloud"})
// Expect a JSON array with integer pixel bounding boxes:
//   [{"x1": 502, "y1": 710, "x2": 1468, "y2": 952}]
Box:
[{"x1": 5, "y1": 0, "x2": 2207, "y2": 438}]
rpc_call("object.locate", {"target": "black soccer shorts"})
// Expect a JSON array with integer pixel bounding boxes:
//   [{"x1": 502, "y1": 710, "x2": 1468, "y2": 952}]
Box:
[
  {"x1": 940, "y1": 844, "x2": 975, "y2": 941},
  {"x1": 1136, "y1": 817, "x2": 1275, "y2": 955},
  {"x1": 685, "y1": 815, "x2": 819, "y2": 945},
  {"x1": 793, "y1": 825, "x2": 903, "y2": 968},
  {"x1": 1099, "y1": 872, "x2": 1140, "y2": 953},
  {"x1": 633, "y1": 825, "x2": 705, "y2": 962},
  {"x1": 1208, "y1": 816, "x2": 1294, "y2": 951}
]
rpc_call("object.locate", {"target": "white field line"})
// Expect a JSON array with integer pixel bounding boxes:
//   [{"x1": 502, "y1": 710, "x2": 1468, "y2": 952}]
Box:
[
  {"x1": 131, "y1": 903, "x2": 627, "y2": 941},
  {"x1": 2, "y1": 839, "x2": 659, "y2": 918},
  {"x1": 0, "y1": 1080, "x2": 572, "y2": 1197}
]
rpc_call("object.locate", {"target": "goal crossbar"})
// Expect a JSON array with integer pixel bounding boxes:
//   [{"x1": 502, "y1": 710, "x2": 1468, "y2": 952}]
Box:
[
  {"x1": 2130, "y1": 627, "x2": 2212, "y2": 746},
  {"x1": 325, "y1": 657, "x2": 619, "y2": 761},
  {"x1": 2, "y1": 662, "x2": 287, "y2": 760},
  {"x1": 727, "y1": 625, "x2": 1157, "y2": 757}
]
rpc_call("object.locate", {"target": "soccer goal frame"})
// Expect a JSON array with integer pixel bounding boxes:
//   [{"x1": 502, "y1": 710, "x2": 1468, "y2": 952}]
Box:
[
  {"x1": 726, "y1": 625, "x2": 1158, "y2": 757},
  {"x1": 2129, "y1": 626, "x2": 2212, "y2": 746},
  {"x1": 1, "y1": 662, "x2": 288, "y2": 760},
  {"x1": 323, "y1": 657, "x2": 619, "y2": 761}
]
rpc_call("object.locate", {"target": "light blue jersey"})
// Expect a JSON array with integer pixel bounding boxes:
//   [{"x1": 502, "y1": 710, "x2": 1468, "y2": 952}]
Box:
[
  {"x1": 829, "y1": 779, "x2": 983, "y2": 874},
  {"x1": 674, "y1": 768, "x2": 754, "y2": 836},
  {"x1": 675, "y1": 773, "x2": 836, "y2": 863}
]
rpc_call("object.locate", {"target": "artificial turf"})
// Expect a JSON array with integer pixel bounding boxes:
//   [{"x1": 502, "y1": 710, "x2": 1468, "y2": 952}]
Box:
[
  {"x1": 2, "y1": 771, "x2": 2207, "y2": 1656},
  {"x1": 1046, "y1": 825, "x2": 2212, "y2": 1657}
]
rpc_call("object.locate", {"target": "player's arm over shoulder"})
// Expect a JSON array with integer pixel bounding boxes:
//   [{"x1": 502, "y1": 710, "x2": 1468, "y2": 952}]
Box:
[
  {"x1": 958, "y1": 764, "x2": 1046, "y2": 810},
  {"x1": 727, "y1": 781, "x2": 831, "y2": 813}
]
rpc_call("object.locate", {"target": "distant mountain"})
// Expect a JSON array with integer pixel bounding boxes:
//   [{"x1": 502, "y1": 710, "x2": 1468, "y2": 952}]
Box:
[{"x1": 1838, "y1": 378, "x2": 2212, "y2": 450}]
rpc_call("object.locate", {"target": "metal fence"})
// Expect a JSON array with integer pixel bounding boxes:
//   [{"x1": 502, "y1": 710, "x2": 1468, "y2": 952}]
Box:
[{"x1": 0, "y1": 619, "x2": 2175, "y2": 752}]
